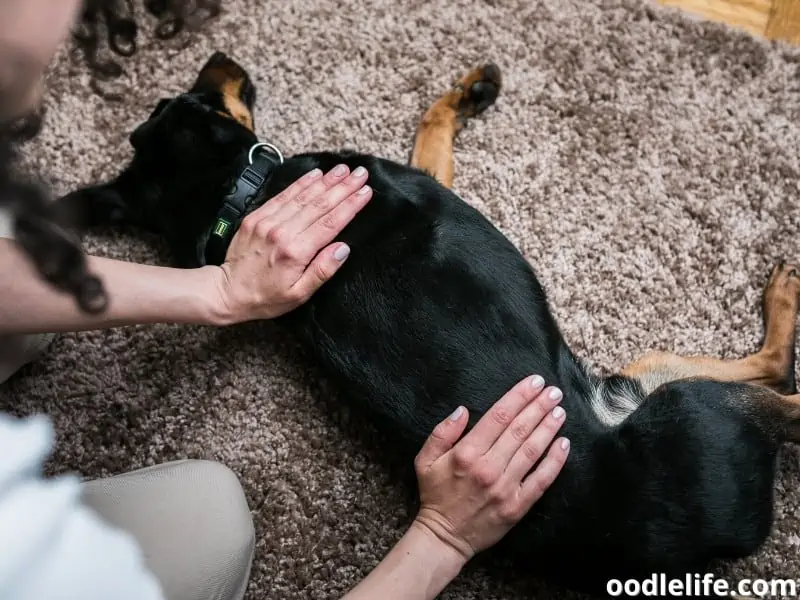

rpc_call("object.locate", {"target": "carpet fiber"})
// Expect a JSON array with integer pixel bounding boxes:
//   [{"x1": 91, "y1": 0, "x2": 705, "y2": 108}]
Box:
[{"x1": 3, "y1": 0, "x2": 800, "y2": 597}]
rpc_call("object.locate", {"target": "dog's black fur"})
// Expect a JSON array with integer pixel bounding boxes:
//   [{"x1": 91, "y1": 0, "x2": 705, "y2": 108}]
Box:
[{"x1": 60, "y1": 52, "x2": 800, "y2": 596}]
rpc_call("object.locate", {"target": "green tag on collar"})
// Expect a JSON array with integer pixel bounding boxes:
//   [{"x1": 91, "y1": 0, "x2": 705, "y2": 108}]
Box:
[{"x1": 212, "y1": 218, "x2": 232, "y2": 238}]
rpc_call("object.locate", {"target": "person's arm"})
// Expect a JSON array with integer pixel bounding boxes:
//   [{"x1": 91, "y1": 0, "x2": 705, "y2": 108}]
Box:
[
  {"x1": 343, "y1": 376, "x2": 570, "y2": 600},
  {"x1": 0, "y1": 242, "x2": 226, "y2": 333},
  {"x1": 0, "y1": 164, "x2": 372, "y2": 335},
  {"x1": 342, "y1": 523, "x2": 466, "y2": 599}
]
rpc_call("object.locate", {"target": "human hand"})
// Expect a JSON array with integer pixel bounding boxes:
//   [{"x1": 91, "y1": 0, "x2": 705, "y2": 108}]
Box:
[
  {"x1": 412, "y1": 375, "x2": 569, "y2": 562},
  {"x1": 211, "y1": 164, "x2": 372, "y2": 324}
]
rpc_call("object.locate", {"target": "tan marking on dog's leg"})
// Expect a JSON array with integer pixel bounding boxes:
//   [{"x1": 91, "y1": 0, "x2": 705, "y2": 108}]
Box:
[
  {"x1": 411, "y1": 103, "x2": 459, "y2": 188},
  {"x1": 756, "y1": 390, "x2": 800, "y2": 443},
  {"x1": 621, "y1": 262, "x2": 800, "y2": 395},
  {"x1": 410, "y1": 64, "x2": 502, "y2": 189},
  {"x1": 758, "y1": 261, "x2": 800, "y2": 380},
  {"x1": 621, "y1": 352, "x2": 779, "y2": 394}
]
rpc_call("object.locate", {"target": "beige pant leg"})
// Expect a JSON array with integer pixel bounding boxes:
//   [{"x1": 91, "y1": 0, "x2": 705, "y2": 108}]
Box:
[
  {"x1": 0, "y1": 207, "x2": 55, "y2": 384},
  {"x1": 82, "y1": 460, "x2": 256, "y2": 600}
]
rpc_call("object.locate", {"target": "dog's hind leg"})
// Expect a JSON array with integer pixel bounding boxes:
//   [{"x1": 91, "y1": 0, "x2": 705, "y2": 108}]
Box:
[
  {"x1": 621, "y1": 262, "x2": 800, "y2": 396},
  {"x1": 409, "y1": 64, "x2": 502, "y2": 189}
]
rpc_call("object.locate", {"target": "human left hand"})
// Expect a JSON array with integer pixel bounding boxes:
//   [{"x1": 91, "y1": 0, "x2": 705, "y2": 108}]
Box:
[{"x1": 412, "y1": 375, "x2": 569, "y2": 562}]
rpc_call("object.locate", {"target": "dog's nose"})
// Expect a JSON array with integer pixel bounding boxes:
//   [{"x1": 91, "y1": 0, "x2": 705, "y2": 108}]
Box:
[
  {"x1": 482, "y1": 63, "x2": 502, "y2": 86},
  {"x1": 208, "y1": 51, "x2": 231, "y2": 65}
]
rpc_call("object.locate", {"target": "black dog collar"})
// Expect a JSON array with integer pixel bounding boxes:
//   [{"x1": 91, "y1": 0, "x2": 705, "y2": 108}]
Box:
[{"x1": 204, "y1": 142, "x2": 284, "y2": 265}]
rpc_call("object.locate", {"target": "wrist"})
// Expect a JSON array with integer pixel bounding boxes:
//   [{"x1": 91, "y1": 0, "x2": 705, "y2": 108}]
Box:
[
  {"x1": 411, "y1": 510, "x2": 476, "y2": 564},
  {"x1": 189, "y1": 265, "x2": 237, "y2": 327},
  {"x1": 406, "y1": 518, "x2": 470, "y2": 576},
  {"x1": 339, "y1": 517, "x2": 468, "y2": 600}
]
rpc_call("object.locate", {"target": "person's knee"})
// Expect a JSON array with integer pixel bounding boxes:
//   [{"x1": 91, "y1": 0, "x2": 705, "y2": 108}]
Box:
[
  {"x1": 0, "y1": 331, "x2": 55, "y2": 384},
  {"x1": 184, "y1": 460, "x2": 255, "y2": 555},
  {"x1": 83, "y1": 459, "x2": 255, "y2": 600},
  {"x1": 187, "y1": 460, "x2": 256, "y2": 570}
]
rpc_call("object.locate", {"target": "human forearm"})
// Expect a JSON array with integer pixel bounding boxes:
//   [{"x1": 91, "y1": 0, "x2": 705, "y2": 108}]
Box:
[
  {"x1": 341, "y1": 522, "x2": 466, "y2": 600},
  {"x1": 0, "y1": 239, "x2": 228, "y2": 334},
  {"x1": 0, "y1": 166, "x2": 369, "y2": 335}
]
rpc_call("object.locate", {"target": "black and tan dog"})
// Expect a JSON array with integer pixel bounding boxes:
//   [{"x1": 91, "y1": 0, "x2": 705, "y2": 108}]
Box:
[{"x1": 60, "y1": 52, "x2": 800, "y2": 596}]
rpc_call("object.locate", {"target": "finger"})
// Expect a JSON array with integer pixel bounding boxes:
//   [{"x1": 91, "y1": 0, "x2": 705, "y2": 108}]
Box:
[
  {"x1": 279, "y1": 166, "x2": 369, "y2": 241},
  {"x1": 265, "y1": 164, "x2": 352, "y2": 225},
  {"x1": 245, "y1": 164, "x2": 349, "y2": 225},
  {"x1": 242, "y1": 167, "x2": 324, "y2": 224},
  {"x1": 519, "y1": 437, "x2": 570, "y2": 509},
  {"x1": 287, "y1": 241, "x2": 352, "y2": 301},
  {"x1": 504, "y1": 401, "x2": 566, "y2": 482},
  {"x1": 486, "y1": 386, "x2": 563, "y2": 468},
  {"x1": 290, "y1": 184, "x2": 372, "y2": 263},
  {"x1": 459, "y1": 375, "x2": 546, "y2": 455},
  {"x1": 414, "y1": 406, "x2": 470, "y2": 472}
]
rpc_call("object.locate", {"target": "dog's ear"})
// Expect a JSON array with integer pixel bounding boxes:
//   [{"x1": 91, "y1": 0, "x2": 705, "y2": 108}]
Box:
[
  {"x1": 191, "y1": 51, "x2": 254, "y2": 98},
  {"x1": 189, "y1": 51, "x2": 255, "y2": 131},
  {"x1": 129, "y1": 98, "x2": 171, "y2": 151}
]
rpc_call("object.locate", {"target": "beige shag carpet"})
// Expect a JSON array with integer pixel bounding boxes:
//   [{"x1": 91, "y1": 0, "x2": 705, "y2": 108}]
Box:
[{"x1": 3, "y1": 0, "x2": 800, "y2": 597}]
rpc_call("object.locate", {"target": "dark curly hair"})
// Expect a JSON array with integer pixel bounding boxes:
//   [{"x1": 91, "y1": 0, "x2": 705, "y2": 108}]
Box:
[{"x1": 0, "y1": 0, "x2": 221, "y2": 314}]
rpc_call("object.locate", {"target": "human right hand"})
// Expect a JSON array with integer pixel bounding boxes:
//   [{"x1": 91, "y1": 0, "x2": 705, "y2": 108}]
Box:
[
  {"x1": 212, "y1": 164, "x2": 372, "y2": 324},
  {"x1": 412, "y1": 375, "x2": 569, "y2": 561}
]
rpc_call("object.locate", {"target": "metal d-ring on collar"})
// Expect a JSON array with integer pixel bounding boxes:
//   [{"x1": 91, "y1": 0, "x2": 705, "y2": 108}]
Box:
[
  {"x1": 203, "y1": 141, "x2": 285, "y2": 265},
  {"x1": 248, "y1": 142, "x2": 284, "y2": 165}
]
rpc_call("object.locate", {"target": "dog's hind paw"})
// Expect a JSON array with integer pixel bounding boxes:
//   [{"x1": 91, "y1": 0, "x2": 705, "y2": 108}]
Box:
[
  {"x1": 760, "y1": 261, "x2": 800, "y2": 394},
  {"x1": 765, "y1": 260, "x2": 800, "y2": 306}
]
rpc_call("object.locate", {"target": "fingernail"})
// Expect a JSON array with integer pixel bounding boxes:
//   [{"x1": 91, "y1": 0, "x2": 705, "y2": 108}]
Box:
[
  {"x1": 560, "y1": 438, "x2": 570, "y2": 451},
  {"x1": 529, "y1": 374, "x2": 545, "y2": 390},
  {"x1": 352, "y1": 166, "x2": 366, "y2": 177},
  {"x1": 549, "y1": 387, "x2": 563, "y2": 402},
  {"x1": 357, "y1": 185, "x2": 371, "y2": 196},
  {"x1": 552, "y1": 406, "x2": 565, "y2": 420},
  {"x1": 333, "y1": 164, "x2": 348, "y2": 177},
  {"x1": 448, "y1": 406, "x2": 464, "y2": 421},
  {"x1": 334, "y1": 244, "x2": 350, "y2": 261},
  {"x1": 306, "y1": 168, "x2": 322, "y2": 180}
]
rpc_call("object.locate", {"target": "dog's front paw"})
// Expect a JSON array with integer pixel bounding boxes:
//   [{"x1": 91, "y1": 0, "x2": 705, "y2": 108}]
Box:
[{"x1": 453, "y1": 63, "x2": 503, "y2": 118}]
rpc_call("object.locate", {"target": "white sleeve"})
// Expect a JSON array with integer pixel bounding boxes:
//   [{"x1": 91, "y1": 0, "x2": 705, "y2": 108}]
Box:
[{"x1": 0, "y1": 413, "x2": 165, "y2": 600}]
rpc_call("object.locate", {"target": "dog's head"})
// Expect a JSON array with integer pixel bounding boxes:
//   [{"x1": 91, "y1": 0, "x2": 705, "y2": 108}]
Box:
[
  {"x1": 64, "y1": 52, "x2": 263, "y2": 266},
  {"x1": 129, "y1": 51, "x2": 258, "y2": 161}
]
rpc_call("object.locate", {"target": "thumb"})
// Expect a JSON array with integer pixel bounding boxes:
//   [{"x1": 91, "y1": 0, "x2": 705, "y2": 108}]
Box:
[
  {"x1": 414, "y1": 406, "x2": 469, "y2": 472},
  {"x1": 290, "y1": 242, "x2": 351, "y2": 300}
]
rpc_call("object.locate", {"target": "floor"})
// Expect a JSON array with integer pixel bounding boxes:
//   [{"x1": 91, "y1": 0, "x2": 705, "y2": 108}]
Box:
[{"x1": 657, "y1": 0, "x2": 800, "y2": 43}]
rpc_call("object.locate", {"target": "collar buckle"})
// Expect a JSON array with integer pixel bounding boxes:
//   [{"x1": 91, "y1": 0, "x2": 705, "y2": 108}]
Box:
[{"x1": 204, "y1": 141, "x2": 284, "y2": 265}]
